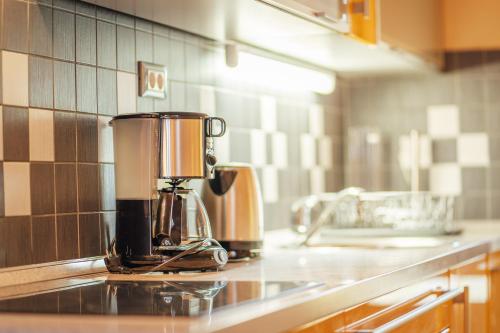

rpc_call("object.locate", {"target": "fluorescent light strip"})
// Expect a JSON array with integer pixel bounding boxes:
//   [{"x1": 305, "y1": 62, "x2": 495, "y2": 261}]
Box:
[{"x1": 223, "y1": 51, "x2": 335, "y2": 95}]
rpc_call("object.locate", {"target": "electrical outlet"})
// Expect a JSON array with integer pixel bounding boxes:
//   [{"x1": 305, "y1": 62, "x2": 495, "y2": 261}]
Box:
[{"x1": 138, "y1": 62, "x2": 167, "y2": 99}]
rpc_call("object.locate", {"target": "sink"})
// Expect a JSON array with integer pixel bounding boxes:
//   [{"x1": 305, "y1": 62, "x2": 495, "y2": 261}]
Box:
[
  {"x1": 308, "y1": 236, "x2": 451, "y2": 249},
  {"x1": 304, "y1": 228, "x2": 460, "y2": 249}
]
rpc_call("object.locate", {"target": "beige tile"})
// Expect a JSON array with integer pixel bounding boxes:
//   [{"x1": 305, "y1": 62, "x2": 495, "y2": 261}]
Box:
[
  {"x1": 29, "y1": 108, "x2": 54, "y2": 161},
  {"x1": 2, "y1": 51, "x2": 29, "y2": 106},
  {"x1": 98, "y1": 116, "x2": 114, "y2": 163},
  {"x1": 262, "y1": 166, "x2": 278, "y2": 203},
  {"x1": 117, "y1": 71, "x2": 137, "y2": 114},
  {"x1": 310, "y1": 167, "x2": 325, "y2": 194},
  {"x1": 4, "y1": 162, "x2": 31, "y2": 216},
  {"x1": 309, "y1": 104, "x2": 324, "y2": 137},
  {"x1": 0, "y1": 106, "x2": 3, "y2": 160}
]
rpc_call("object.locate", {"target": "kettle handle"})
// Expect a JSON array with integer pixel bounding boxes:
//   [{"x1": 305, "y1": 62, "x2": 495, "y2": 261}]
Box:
[{"x1": 206, "y1": 117, "x2": 226, "y2": 137}]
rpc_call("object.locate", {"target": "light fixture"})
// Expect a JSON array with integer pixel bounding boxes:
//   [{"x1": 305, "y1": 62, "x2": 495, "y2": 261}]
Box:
[{"x1": 223, "y1": 48, "x2": 335, "y2": 95}]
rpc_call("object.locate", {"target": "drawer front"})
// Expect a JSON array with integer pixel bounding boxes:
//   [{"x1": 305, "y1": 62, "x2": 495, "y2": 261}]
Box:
[
  {"x1": 489, "y1": 251, "x2": 500, "y2": 333},
  {"x1": 450, "y1": 255, "x2": 488, "y2": 333},
  {"x1": 287, "y1": 311, "x2": 344, "y2": 333}
]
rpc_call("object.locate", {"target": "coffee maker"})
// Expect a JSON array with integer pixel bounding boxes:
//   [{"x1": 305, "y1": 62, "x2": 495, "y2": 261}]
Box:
[{"x1": 105, "y1": 112, "x2": 229, "y2": 273}]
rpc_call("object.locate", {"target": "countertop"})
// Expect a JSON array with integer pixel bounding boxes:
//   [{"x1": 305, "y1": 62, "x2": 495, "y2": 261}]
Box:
[{"x1": 1, "y1": 221, "x2": 500, "y2": 333}]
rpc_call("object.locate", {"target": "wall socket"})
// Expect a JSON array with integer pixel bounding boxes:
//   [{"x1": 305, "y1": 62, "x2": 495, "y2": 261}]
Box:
[{"x1": 138, "y1": 62, "x2": 167, "y2": 99}]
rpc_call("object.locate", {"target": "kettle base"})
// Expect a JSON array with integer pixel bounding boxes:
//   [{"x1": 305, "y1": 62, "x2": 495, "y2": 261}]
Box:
[{"x1": 220, "y1": 240, "x2": 263, "y2": 260}]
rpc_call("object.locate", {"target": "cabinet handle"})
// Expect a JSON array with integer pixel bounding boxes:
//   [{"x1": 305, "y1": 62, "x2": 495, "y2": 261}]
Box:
[{"x1": 344, "y1": 287, "x2": 469, "y2": 333}]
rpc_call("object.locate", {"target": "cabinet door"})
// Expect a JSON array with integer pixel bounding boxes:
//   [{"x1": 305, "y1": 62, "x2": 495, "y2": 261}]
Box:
[
  {"x1": 343, "y1": 273, "x2": 462, "y2": 332},
  {"x1": 442, "y1": 0, "x2": 500, "y2": 50},
  {"x1": 450, "y1": 254, "x2": 488, "y2": 333},
  {"x1": 489, "y1": 251, "x2": 500, "y2": 332},
  {"x1": 287, "y1": 311, "x2": 344, "y2": 333}
]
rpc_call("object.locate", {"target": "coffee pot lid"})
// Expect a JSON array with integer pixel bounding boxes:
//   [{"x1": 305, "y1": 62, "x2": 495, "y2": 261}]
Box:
[{"x1": 111, "y1": 111, "x2": 208, "y2": 121}]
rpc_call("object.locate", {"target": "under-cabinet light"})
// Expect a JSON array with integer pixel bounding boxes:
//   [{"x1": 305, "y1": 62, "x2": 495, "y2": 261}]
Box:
[{"x1": 223, "y1": 51, "x2": 335, "y2": 95}]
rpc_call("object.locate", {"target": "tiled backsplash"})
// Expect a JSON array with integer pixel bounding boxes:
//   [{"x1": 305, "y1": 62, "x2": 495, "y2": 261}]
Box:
[
  {"x1": 0, "y1": 0, "x2": 343, "y2": 267},
  {"x1": 345, "y1": 51, "x2": 500, "y2": 220}
]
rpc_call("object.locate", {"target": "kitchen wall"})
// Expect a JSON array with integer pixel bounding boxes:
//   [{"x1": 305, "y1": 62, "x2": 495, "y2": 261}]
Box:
[
  {"x1": 0, "y1": 0, "x2": 344, "y2": 268},
  {"x1": 345, "y1": 51, "x2": 500, "y2": 220}
]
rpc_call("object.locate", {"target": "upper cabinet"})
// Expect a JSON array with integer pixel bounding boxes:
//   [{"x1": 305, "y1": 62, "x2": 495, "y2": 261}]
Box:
[
  {"x1": 443, "y1": 0, "x2": 500, "y2": 51},
  {"x1": 83, "y1": 0, "x2": 442, "y2": 75}
]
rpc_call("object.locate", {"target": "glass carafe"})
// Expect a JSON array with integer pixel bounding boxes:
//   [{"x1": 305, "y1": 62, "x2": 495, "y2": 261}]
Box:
[{"x1": 153, "y1": 188, "x2": 212, "y2": 247}]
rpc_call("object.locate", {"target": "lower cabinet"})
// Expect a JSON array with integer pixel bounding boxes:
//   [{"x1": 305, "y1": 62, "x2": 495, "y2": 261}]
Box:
[
  {"x1": 489, "y1": 251, "x2": 500, "y2": 333},
  {"x1": 289, "y1": 251, "x2": 500, "y2": 333}
]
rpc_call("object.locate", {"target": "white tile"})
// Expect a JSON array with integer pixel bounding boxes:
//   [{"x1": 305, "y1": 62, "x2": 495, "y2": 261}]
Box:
[
  {"x1": 419, "y1": 135, "x2": 431, "y2": 169},
  {"x1": 309, "y1": 104, "x2": 324, "y2": 137},
  {"x1": 398, "y1": 135, "x2": 411, "y2": 170},
  {"x1": 300, "y1": 134, "x2": 316, "y2": 168},
  {"x1": 0, "y1": 106, "x2": 3, "y2": 160},
  {"x1": 215, "y1": 128, "x2": 231, "y2": 163},
  {"x1": 2, "y1": 51, "x2": 29, "y2": 106},
  {"x1": 260, "y1": 95, "x2": 277, "y2": 132},
  {"x1": 4, "y1": 162, "x2": 31, "y2": 216},
  {"x1": 398, "y1": 134, "x2": 431, "y2": 170},
  {"x1": 310, "y1": 167, "x2": 325, "y2": 194},
  {"x1": 271, "y1": 132, "x2": 288, "y2": 169},
  {"x1": 430, "y1": 164, "x2": 462, "y2": 195},
  {"x1": 318, "y1": 137, "x2": 333, "y2": 169},
  {"x1": 262, "y1": 166, "x2": 278, "y2": 203},
  {"x1": 457, "y1": 133, "x2": 490, "y2": 167},
  {"x1": 117, "y1": 71, "x2": 137, "y2": 114},
  {"x1": 250, "y1": 129, "x2": 267, "y2": 167},
  {"x1": 200, "y1": 85, "x2": 216, "y2": 116},
  {"x1": 98, "y1": 116, "x2": 114, "y2": 163},
  {"x1": 29, "y1": 108, "x2": 54, "y2": 161},
  {"x1": 427, "y1": 104, "x2": 459, "y2": 139}
]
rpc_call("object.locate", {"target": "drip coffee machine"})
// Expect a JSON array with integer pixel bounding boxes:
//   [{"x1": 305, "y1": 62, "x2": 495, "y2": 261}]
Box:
[{"x1": 105, "y1": 112, "x2": 228, "y2": 273}]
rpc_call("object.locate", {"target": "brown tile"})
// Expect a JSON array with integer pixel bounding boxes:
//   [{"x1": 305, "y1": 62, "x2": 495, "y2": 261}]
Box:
[
  {"x1": 30, "y1": 163, "x2": 55, "y2": 215},
  {"x1": 97, "y1": 68, "x2": 117, "y2": 116},
  {"x1": 29, "y1": 56, "x2": 54, "y2": 109},
  {"x1": 56, "y1": 214, "x2": 79, "y2": 260},
  {"x1": 77, "y1": 114, "x2": 98, "y2": 162},
  {"x1": 3, "y1": 107, "x2": 29, "y2": 161},
  {"x1": 97, "y1": 21, "x2": 116, "y2": 69},
  {"x1": 76, "y1": 64, "x2": 97, "y2": 113},
  {"x1": 54, "y1": 111, "x2": 77, "y2": 162},
  {"x1": 3, "y1": 0, "x2": 28, "y2": 52},
  {"x1": 78, "y1": 213, "x2": 101, "y2": 257},
  {"x1": 100, "y1": 211, "x2": 115, "y2": 253},
  {"x1": 53, "y1": 9, "x2": 75, "y2": 61},
  {"x1": 99, "y1": 164, "x2": 115, "y2": 211},
  {"x1": 54, "y1": 61, "x2": 76, "y2": 111},
  {"x1": 78, "y1": 164, "x2": 99, "y2": 212},
  {"x1": 31, "y1": 215, "x2": 57, "y2": 263},
  {"x1": 0, "y1": 163, "x2": 4, "y2": 217},
  {"x1": 0, "y1": 217, "x2": 32, "y2": 267},
  {"x1": 76, "y1": 15, "x2": 97, "y2": 66},
  {"x1": 29, "y1": 3, "x2": 53, "y2": 57},
  {"x1": 55, "y1": 163, "x2": 77, "y2": 213}
]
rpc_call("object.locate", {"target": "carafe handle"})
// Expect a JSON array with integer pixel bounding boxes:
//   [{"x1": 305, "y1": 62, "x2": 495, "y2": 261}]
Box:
[{"x1": 206, "y1": 117, "x2": 226, "y2": 137}]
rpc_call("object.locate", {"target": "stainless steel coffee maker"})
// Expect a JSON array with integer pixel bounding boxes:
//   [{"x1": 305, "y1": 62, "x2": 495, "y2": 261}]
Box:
[{"x1": 105, "y1": 112, "x2": 229, "y2": 273}]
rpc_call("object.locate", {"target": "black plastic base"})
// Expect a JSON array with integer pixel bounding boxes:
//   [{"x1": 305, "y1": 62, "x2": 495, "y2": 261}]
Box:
[{"x1": 106, "y1": 245, "x2": 228, "y2": 273}]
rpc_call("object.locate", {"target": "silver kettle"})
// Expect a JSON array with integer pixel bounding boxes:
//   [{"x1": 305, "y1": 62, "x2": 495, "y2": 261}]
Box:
[{"x1": 201, "y1": 163, "x2": 264, "y2": 259}]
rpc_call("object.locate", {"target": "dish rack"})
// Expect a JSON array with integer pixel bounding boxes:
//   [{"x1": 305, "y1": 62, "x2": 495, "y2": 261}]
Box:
[{"x1": 291, "y1": 188, "x2": 458, "y2": 243}]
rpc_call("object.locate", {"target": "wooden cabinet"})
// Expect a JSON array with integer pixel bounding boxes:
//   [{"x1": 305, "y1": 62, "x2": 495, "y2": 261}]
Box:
[
  {"x1": 489, "y1": 251, "x2": 500, "y2": 332},
  {"x1": 289, "y1": 272, "x2": 470, "y2": 333},
  {"x1": 442, "y1": 0, "x2": 500, "y2": 51},
  {"x1": 450, "y1": 255, "x2": 488, "y2": 333},
  {"x1": 289, "y1": 251, "x2": 500, "y2": 333}
]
